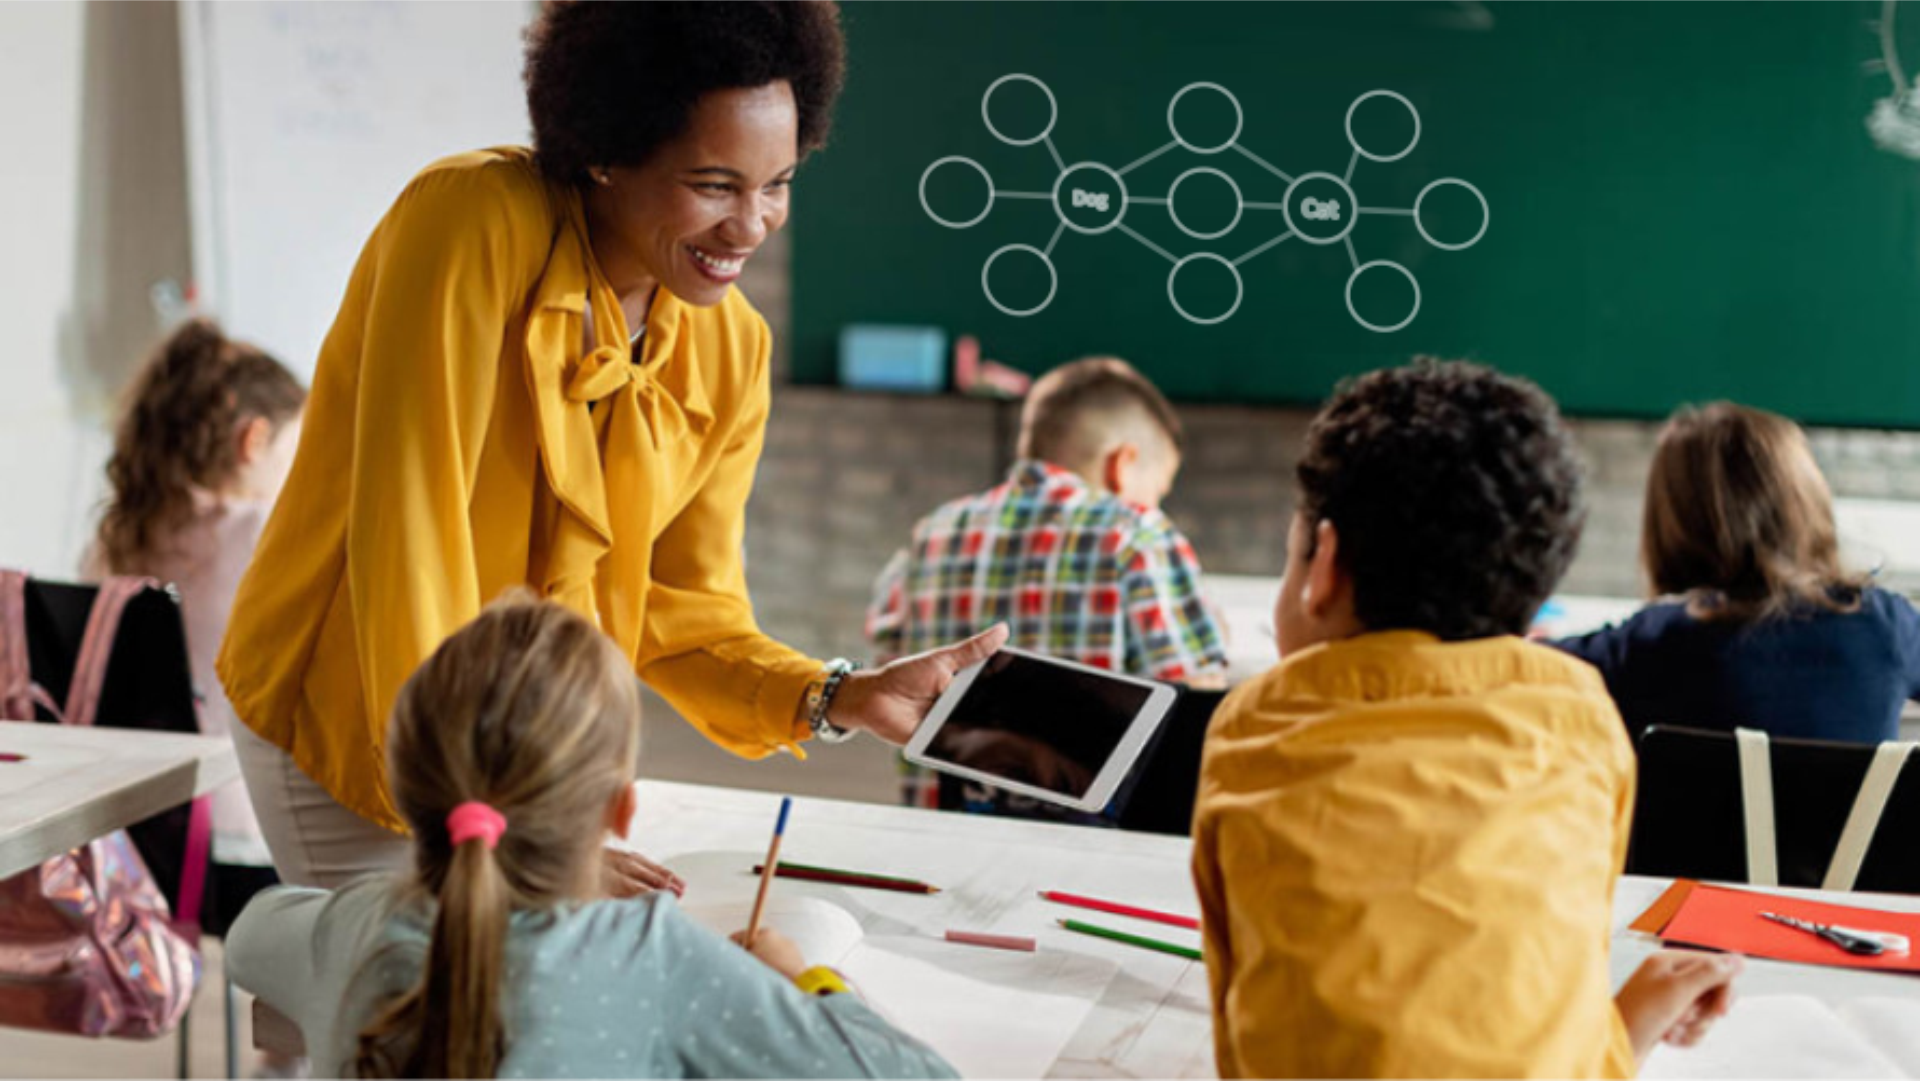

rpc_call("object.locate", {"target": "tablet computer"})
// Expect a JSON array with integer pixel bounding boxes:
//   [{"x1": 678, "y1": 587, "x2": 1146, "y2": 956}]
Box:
[{"x1": 903, "y1": 647, "x2": 1180, "y2": 813}]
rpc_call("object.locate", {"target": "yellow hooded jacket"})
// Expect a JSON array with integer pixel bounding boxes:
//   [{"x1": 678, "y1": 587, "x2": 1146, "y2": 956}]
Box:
[
  {"x1": 1192, "y1": 631, "x2": 1638, "y2": 1078},
  {"x1": 216, "y1": 148, "x2": 820, "y2": 832}
]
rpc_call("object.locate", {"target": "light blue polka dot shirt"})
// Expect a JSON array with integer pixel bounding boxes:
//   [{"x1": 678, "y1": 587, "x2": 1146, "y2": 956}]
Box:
[{"x1": 227, "y1": 878, "x2": 959, "y2": 1079}]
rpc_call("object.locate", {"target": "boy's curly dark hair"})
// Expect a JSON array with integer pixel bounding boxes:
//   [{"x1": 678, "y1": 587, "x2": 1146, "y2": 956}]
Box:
[
  {"x1": 1296, "y1": 359, "x2": 1586, "y2": 640},
  {"x1": 524, "y1": 1, "x2": 846, "y2": 186}
]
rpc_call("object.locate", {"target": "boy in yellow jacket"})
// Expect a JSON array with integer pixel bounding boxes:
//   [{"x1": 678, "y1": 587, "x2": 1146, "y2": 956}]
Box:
[{"x1": 1191, "y1": 360, "x2": 1741, "y2": 1078}]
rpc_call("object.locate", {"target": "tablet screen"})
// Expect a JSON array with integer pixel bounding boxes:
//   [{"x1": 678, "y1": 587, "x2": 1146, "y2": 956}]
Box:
[{"x1": 921, "y1": 651, "x2": 1154, "y2": 799}]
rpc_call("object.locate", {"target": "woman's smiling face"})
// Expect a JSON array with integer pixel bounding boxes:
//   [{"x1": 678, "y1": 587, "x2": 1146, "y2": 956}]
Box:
[{"x1": 585, "y1": 81, "x2": 800, "y2": 309}]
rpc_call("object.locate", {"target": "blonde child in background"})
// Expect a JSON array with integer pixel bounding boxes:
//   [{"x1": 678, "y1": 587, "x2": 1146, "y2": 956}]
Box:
[
  {"x1": 868, "y1": 357, "x2": 1228, "y2": 819},
  {"x1": 227, "y1": 593, "x2": 956, "y2": 1079}
]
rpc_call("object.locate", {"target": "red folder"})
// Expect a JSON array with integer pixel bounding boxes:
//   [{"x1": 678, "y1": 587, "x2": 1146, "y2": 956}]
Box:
[{"x1": 1640, "y1": 880, "x2": 1920, "y2": 973}]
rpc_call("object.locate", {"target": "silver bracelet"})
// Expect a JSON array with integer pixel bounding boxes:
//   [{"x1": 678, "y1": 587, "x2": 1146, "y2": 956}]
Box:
[{"x1": 806, "y1": 658, "x2": 861, "y2": 744}]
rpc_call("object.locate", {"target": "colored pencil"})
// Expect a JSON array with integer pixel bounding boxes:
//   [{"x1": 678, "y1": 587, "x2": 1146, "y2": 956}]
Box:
[
  {"x1": 1057, "y1": 918, "x2": 1202, "y2": 961},
  {"x1": 945, "y1": 929, "x2": 1038, "y2": 952},
  {"x1": 769, "y1": 860, "x2": 927, "y2": 886},
  {"x1": 1039, "y1": 890, "x2": 1201, "y2": 931},
  {"x1": 751, "y1": 863, "x2": 941, "y2": 894},
  {"x1": 744, "y1": 796, "x2": 792, "y2": 948}
]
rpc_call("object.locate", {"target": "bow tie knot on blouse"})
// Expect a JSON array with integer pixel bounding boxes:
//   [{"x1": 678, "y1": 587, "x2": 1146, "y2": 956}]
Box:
[
  {"x1": 564, "y1": 343, "x2": 713, "y2": 454},
  {"x1": 565, "y1": 343, "x2": 633, "y2": 403}
]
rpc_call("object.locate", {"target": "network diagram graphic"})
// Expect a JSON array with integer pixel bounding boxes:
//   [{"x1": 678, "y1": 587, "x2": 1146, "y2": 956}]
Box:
[{"x1": 918, "y1": 76, "x2": 1489, "y2": 331}]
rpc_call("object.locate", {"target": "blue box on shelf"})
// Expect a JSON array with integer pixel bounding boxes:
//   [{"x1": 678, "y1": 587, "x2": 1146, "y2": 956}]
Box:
[{"x1": 838, "y1": 324, "x2": 947, "y2": 393}]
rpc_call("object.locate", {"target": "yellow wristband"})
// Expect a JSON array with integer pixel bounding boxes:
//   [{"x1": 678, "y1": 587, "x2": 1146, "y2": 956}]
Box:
[{"x1": 793, "y1": 965, "x2": 850, "y2": 996}]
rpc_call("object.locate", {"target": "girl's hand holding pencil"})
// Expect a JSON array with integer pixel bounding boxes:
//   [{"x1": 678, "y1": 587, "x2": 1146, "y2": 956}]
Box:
[{"x1": 732, "y1": 926, "x2": 807, "y2": 979}]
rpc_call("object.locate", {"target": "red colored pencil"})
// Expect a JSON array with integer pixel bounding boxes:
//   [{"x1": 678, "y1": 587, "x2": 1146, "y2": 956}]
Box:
[
  {"x1": 1039, "y1": 890, "x2": 1200, "y2": 931},
  {"x1": 753, "y1": 863, "x2": 941, "y2": 895}
]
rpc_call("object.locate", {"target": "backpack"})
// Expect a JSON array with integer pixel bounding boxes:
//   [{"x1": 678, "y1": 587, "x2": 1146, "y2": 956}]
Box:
[{"x1": 0, "y1": 570, "x2": 206, "y2": 1038}]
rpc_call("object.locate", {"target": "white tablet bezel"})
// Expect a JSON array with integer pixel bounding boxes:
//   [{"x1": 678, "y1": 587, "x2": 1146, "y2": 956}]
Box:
[{"x1": 903, "y1": 646, "x2": 1180, "y2": 813}]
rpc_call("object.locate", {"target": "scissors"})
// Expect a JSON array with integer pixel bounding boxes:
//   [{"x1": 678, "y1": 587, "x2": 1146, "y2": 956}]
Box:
[{"x1": 1760, "y1": 912, "x2": 1910, "y2": 957}]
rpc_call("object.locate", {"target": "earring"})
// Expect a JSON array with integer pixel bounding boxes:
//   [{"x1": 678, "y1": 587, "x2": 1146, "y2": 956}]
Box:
[{"x1": 592, "y1": 169, "x2": 613, "y2": 187}]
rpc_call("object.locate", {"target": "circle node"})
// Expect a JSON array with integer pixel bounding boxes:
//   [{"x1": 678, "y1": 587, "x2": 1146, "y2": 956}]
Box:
[
  {"x1": 919, "y1": 156, "x2": 995, "y2": 229},
  {"x1": 1280, "y1": 171, "x2": 1358, "y2": 246},
  {"x1": 982, "y1": 74, "x2": 1058, "y2": 147},
  {"x1": 981, "y1": 244, "x2": 1058, "y2": 318},
  {"x1": 1345, "y1": 89, "x2": 1421, "y2": 163},
  {"x1": 1413, "y1": 178, "x2": 1489, "y2": 251},
  {"x1": 1167, "y1": 82, "x2": 1244, "y2": 155},
  {"x1": 1344, "y1": 260, "x2": 1421, "y2": 333},
  {"x1": 1166, "y1": 252, "x2": 1245, "y2": 326},
  {"x1": 1166, "y1": 167, "x2": 1243, "y2": 241},
  {"x1": 1050, "y1": 162, "x2": 1129, "y2": 235}
]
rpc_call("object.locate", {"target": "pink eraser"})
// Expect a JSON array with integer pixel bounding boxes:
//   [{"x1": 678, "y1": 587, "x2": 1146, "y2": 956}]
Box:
[{"x1": 945, "y1": 929, "x2": 1038, "y2": 952}]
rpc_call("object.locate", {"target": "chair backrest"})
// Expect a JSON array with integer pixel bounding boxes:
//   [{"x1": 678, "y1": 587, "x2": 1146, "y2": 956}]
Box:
[
  {"x1": 10, "y1": 576, "x2": 202, "y2": 907},
  {"x1": 1113, "y1": 687, "x2": 1228, "y2": 836},
  {"x1": 1631, "y1": 724, "x2": 1920, "y2": 894},
  {"x1": 20, "y1": 578, "x2": 198, "y2": 733}
]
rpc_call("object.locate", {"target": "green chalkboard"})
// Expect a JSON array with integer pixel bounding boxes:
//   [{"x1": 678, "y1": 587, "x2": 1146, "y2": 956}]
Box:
[{"x1": 790, "y1": 2, "x2": 1920, "y2": 427}]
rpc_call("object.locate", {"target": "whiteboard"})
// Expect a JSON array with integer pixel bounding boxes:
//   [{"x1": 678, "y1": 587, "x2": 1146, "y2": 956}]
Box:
[{"x1": 179, "y1": 1, "x2": 534, "y2": 381}]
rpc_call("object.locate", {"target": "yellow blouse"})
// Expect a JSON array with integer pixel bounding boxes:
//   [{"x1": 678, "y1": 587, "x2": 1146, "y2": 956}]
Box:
[
  {"x1": 216, "y1": 148, "x2": 820, "y2": 832},
  {"x1": 1191, "y1": 632, "x2": 1638, "y2": 1079}
]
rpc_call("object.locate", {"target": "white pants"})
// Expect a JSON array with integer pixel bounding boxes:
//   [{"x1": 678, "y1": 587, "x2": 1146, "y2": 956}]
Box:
[{"x1": 230, "y1": 721, "x2": 410, "y2": 889}]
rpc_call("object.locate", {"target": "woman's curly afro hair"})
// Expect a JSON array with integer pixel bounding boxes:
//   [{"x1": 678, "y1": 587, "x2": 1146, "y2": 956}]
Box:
[{"x1": 524, "y1": 1, "x2": 846, "y2": 186}]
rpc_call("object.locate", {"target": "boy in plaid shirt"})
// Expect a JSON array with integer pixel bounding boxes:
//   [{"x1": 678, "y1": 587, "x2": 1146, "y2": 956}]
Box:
[{"x1": 868, "y1": 357, "x2": 1228, "y2": 818}]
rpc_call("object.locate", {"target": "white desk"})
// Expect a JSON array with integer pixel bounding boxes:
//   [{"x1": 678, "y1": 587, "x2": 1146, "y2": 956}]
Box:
[
  {"x1": 0, "y1": 720, "x2": 240, "y2": 879},
  {"x1": 629, "y1": 780, "x2": 1920, "y2": 1079},
  {"x1": 1201, "y1": 573, "x2": 1279, "y2": 683},
  {"x1": 628, "y1": 780, "x2": 1213, "y2": 1078}
]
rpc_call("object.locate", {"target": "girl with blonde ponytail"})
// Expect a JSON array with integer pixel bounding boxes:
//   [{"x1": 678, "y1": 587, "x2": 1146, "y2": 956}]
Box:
[{"x1": 227, "y1": 593, "x2": 956, "y2": 1080}]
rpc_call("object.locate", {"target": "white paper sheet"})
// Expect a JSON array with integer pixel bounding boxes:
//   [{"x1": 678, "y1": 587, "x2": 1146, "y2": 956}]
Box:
[
  {"x1": 665, "y1": 849, "x2": 1118, "y2": 1077},
  {"x1": 1840, "y1": 999, "x2": 1920, "y2": 1077},
  {"x1": 680, "y1": 893, "x2": 866, "y2": 968},
  {"x1": 841, "y1": 934, "x2": 1115, "y2": 1079},
  {"x1": 1640, "y1": 995, "x2": 1907, "y2": 1079}
]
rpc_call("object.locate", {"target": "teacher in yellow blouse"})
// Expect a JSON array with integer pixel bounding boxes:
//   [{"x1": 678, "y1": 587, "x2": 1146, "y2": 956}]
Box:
[{"x1": 218, "y1": 2, "x2": 1004, "y2": 891}]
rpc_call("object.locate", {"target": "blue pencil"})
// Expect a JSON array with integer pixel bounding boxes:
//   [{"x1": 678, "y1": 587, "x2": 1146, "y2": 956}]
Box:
[{"x1": 746, "y1": 796, "x2": 792, "y2": 947}]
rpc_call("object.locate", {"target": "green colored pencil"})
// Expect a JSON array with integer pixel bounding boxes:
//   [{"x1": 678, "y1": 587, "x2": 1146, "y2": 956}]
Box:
[{"x1": 1058, "y1": 918, "x2": 1202, "y2": 961}]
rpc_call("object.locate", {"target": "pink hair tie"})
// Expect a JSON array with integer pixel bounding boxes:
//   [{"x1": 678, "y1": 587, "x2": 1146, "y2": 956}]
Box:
[{"x1": 446, "y1": 801, "x2": 508, "y2": 850}]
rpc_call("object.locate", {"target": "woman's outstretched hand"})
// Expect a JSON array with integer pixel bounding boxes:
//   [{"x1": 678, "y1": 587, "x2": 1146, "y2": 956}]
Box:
[{"x1": 825, "y1": 624, "x2": 1010, "y2": 745}]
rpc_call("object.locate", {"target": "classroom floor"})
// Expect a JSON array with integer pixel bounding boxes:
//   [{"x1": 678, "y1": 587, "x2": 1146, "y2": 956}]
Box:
[{"x1": 0, "y1": 696, "x2": 904, "y2": 1078}]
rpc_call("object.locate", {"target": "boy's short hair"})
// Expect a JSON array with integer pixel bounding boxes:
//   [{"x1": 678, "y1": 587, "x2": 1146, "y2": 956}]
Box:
[
  {"x1": 1017, "y1": 357, "x2": 1184, "y2": 465},
  {"x1": 1297, "y1": 358, "x2": 1585, "y2": 640}
]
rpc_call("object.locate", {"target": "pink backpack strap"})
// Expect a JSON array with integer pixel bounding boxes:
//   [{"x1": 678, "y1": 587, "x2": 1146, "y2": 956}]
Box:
[
  {"x1": 62, "y1": 576, "x2": 157, "y2": 728},
  {"x1": 0, "y1": 570, "x2": 62, "y2": 722},
  {"x1": 172, "y1": 794, "x2": 212, "y2": 934},
  {"x1": 64, "y1": 575, "x2": 212, "y2": 931}
]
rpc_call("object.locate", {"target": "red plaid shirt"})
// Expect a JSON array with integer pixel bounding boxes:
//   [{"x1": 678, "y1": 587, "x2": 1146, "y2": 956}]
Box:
[{"x1": 867, "y1": 460, "x2": 1227, "y2": 681}]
